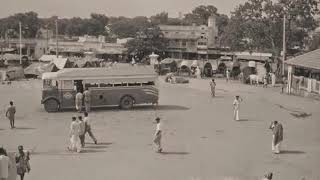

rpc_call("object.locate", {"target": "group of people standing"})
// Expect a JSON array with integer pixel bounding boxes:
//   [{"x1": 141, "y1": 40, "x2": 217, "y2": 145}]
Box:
[
  {"x1": 209, "y1": 78, "x2": 284, "y2": 154},
  {"x1": 68, "y1": 112, "x2": 97, "y2": 153},
  {"x1": 0, "y1": 145, "x2": 31, "y2": 180},
  {"x1": 75, "y1": 87, "x2": 91, "y2": 113}
]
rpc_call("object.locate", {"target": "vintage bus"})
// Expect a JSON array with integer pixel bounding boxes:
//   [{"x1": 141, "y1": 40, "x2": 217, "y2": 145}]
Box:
[{"x1": 41, "y1": 65, "x2": 159, "y2": 112}]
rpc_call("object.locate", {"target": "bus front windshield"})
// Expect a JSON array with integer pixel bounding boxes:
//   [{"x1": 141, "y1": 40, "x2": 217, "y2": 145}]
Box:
[{"x1": 43, "y1": 79, "x2": 58, "y2": 89}]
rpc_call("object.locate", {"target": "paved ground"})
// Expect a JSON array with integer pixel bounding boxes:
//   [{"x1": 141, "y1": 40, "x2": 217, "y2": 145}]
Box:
[{"x1": 0, "y1": 78, "x2": 320, "y2": 180}]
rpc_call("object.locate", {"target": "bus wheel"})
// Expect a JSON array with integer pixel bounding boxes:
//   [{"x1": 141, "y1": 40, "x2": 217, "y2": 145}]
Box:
[
  {"x1": 120, "y1": 96, "x2": 134, "y2": 110},
  {"x1": 44, "y1": 99, "x2": 59, "y2": 112}
]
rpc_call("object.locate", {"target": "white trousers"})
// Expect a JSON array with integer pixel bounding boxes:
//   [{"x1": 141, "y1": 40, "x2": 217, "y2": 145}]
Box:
[
  {"x1": 234, "y1": 109, "x2": 239, "y2": 120},
  {"x1": 272, "y1": 135, "x2": 281, "y2": 153},
  {"x1": 69, "y1": 135, "x2": 82, "y2": 153}
]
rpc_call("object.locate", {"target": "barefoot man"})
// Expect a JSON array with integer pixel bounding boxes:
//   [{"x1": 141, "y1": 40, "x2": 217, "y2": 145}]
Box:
[
  {"x1": 153, "y1": 117, "x2": 163, "y2": 153},
  {"x1": 209, "y1": 79, "x2": 216, "y2": 97},
  {"x1": 269, "y1": 121, "x2": 283, "y2": 154},
  {"x1": 233, "y1": 96, "x2": 243, "y2": 121},
  {"x1": 6, "y1": 101, "x2": 16, "y2": 129}
]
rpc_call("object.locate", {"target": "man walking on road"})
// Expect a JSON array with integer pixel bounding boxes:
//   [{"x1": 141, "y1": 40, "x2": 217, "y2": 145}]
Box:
[
  {"x1": 153, "y1": 117, "x2": 163, "y2": 153},
  {"x1": 0, "y1": 147, "x2": 11, "y2": 180},
  {"x1": 6, "y1": 101, "x2": 16, "y2": 129},
  {"x1": 269, "y1": 121, "x2": 283, "y2": 154},
  {"x1": 226, "y1": 69, "x2": 230, "y2": 82},
  {"x1": 233, "y1": 96, "x2": 243, "y2": 121},
  {"x1": 68, "y1": 116, "x2": 81, "y2": 153},
  {"x1": 78, "y1": 116, "x2": 86, "y2": 148},
  {"x1": 75, "y1": 91, "x2": 83, "y2": 113},
  {"x1": 209, "y1": 79, "x2": 216, "y2": 97},
  {"x1": 84, "y1": 112, "x2": 97, "y2": 144},
  {"x1": 83, "y1": 88, "x2": 91, "y2": 112}
]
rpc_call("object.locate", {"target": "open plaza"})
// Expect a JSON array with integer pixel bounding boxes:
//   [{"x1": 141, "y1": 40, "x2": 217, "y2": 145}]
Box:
[{"x1": 0, "y1": 77, "x2": 319, "y2": 180}]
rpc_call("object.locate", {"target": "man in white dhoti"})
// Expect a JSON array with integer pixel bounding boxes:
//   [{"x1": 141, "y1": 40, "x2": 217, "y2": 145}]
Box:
[
  {"x1": 270, "y1": 73, "x2": 276, "y2": 87},
  {"x1": 269, "y1": 121, "x2": 283, "y2": 154},
  {"x1": 226, "y1": 69, "x2": 230, "y2": 82},
  {"x1": 233, "y1": 96, "x2": 242, "y2": 121},
  {"x1": 75, "y1": 92, "x2": 83, "y2": 113},
  {"x1": 68, "y1": 116, "x2": 82, "y2": 153},
  {"x1": 153, "y1": 117, "x2": 162, "y2": 153}
]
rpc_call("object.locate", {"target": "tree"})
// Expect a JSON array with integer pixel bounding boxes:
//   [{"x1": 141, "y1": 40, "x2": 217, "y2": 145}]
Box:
[
  {"x1": 0, "y1": 11, "x2": 40, "y2": 38},
  {"x1": 150, "y1": 12, "x2": 168, "y2": 25},
  {"x1": 125, "y1": 26, "x2": 167, "y2": 61},
  {"x1": 184, "y1": 5, "x2": 218, "y2": 25},
  {"x1": 109, "y1": 16, "x2": 151, "y2": 38},
  {"x1": 224, "y1": 0, "x2": 319, "y2": 54}
]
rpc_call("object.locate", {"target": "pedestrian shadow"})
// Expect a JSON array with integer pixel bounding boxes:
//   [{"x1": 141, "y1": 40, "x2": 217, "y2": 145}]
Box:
[
  {"x1": 86, "y1": 142, "x2": 113, "y2": 146},
  {"x1": 13, "y1": 127, "x2": 36, "y2": 130},
  {"x1": 161, "y1": 151, "x2": 189, "y2": 155},
  {"x1": 211, "y1": 96, "x2": 225, "y2": 98},
  {"x1": 236, "y1": 119, "x2": 249, "y2": 122},
  {"x1": 81, "y1": 149, "x2": 107, "y2": 153},
  {"x1": 58, "y1": 105, "x2": 190, "y2": 112},
  {"x1": 84, "y1": 145, "x2": 108, "y2": 149},
  {"x1": 146, "y1": 105, "x2": 190, "y2": 111},
  {"x1": 280, "y1": 150, "x2": 306, "y2": 154}
]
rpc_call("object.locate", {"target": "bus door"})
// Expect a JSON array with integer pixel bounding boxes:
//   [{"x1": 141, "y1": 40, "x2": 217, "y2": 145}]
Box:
[{"x1": 60, "y1": 80, "x2": 77, "y2": 108}]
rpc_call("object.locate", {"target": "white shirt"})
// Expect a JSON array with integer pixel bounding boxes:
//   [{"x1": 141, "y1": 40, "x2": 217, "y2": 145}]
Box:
[
  {"x1": 84, "y1": 116, "x2": 91, "y2": 126},
  {"x1": 156, "y1": 122, "x2": 161, "y2": 132},
  {"x1": 233, "y1": 99, "x2": 241, "y2": 110},
  {"x1": 70, "y1": 121, "x2": 80, "y2": 136},
  {"x1": 0, "y1": 155, "x2": 10, "y2": 178}
]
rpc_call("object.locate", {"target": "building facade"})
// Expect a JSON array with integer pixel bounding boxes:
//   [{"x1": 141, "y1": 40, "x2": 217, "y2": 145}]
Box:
[{"x1": 159, "y1": 15, "x2": 219, "y2": 60}]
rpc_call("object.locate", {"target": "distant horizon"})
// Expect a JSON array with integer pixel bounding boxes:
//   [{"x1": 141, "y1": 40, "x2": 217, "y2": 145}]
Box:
[{"x1": 0, "y1": 0, "x2": 247, "y2": 19}]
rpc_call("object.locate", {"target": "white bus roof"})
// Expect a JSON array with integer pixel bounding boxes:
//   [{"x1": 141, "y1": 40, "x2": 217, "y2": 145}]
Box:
[{"x1": 42, "y1": 65, "x2": 157, "y2": 81}]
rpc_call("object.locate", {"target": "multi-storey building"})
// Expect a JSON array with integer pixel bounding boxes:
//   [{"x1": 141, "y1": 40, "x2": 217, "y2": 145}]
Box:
[{"x1": 159, "y1": 15, "x2": 219, "y2": 60}]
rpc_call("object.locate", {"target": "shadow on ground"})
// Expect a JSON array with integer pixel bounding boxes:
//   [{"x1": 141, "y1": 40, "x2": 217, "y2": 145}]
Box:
[
  {"x1": 55, "y1": 105, "x2": 190, "y2": 113},
  {"x1": 13, "y1": 127, "x2": 36, "y2": 130},
  {"x1": 280, "y1": 150, "x2": 306, "y2": 154},
  {"x1": 161, "y1": 151, "x2": 190, "y2": 155},
  {"x1": 86, "y1": 142, "x2": 113, "y2": 146}
]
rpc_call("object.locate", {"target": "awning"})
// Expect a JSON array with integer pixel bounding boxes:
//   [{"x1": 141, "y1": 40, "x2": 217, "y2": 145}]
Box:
[
  {"x1": 39, "y1": 55, "x2": 57, "y2": 62},
  {"x1": 179, "y1": 60, "x2": 192, "y2": 68}
]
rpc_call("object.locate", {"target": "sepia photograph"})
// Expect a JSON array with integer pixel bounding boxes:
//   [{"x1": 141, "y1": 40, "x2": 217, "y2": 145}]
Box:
[{"x1": 0, "y1": 0, "x2": 320, "y2": 179}]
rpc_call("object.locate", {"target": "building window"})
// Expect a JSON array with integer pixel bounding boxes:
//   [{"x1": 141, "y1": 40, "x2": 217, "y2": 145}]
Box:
[
  {"x1": 182, "y1": 41, "x2": 187, "y2": 46},
  {"x1": 175, "y1": 32, "x2": 179, "y2": 34},
  {"x1": 198, "y1": 42, "x2": 207, "y2": 46}
]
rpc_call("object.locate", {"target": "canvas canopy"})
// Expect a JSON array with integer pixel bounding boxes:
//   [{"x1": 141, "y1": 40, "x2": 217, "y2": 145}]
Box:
[{"x1": 42, "y1": 64, "x2": 157, "y2": 81}]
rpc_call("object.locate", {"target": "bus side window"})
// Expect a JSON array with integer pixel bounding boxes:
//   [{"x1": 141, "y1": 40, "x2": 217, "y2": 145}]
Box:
[
  {"x1": 128, "y1": 82, "x2": 141, "y2": 86},
  {"x1": 142, "y1": 81, "x2": 155, "y2": 86},
  {"x1": 100, "y1": 83, "x2": 113, "y2": 87},
  {"x1": 62, "y1": 80, "x2": 74, "y2": 89},
  {"x1": 51, "y1": 80, "x2": 58, "y2": 88},
  {"x1": 114, "y1": 83, "x2": 122, "y2": 87},
  {"x1": 85, "y1": 83, "x2": 99, "y2": 88}
]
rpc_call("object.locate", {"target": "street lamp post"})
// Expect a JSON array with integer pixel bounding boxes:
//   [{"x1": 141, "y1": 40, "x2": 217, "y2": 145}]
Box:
[
  {"x1": 19, "y1": 22, "x2": 22, "y2": 65},
  {"x1": 282, "y1": 14, "x2": 286, "y2": 76},
  {"x1": 55, "y1": 19, "x2": 59, "y2": 58}
]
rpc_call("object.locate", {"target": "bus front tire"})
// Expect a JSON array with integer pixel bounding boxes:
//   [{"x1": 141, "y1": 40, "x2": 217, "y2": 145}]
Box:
[
  {"x1": 120, "y1": 96, "x2": 134, "y2": 110},
  {"x1": 44, "y1": 99, "x2": 59, "y2": 112}
]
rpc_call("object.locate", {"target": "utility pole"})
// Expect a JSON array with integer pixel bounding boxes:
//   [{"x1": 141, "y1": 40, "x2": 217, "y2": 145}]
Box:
[
  {"x1": 19, "y1": 22, "x2": 22, "y2": 65},
  {"x1": 55, "y1": 19, "x2": 58, "y2": 58},
  {"x1": 282, "y1": 14, "x2": 286, "y2": 76}
]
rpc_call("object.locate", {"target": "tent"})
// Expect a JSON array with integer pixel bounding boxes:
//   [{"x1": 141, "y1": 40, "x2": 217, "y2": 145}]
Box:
[
  {"x1": 24, "y1": 62, "x2": 55, "y2": 78},
  {"x1": 203, "y1": 60, "x2": 218, "y2": 77},
  {"x1": 5, "y1": 66, "x2": 25, "y2": 80},
  {"x1": 39, "y1": 55, "x2": 57, "y2": 62}
]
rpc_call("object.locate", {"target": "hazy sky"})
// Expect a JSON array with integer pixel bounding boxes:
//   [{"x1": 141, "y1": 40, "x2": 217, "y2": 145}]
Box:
[{"x1": 0, "y1": 0, "x2": 247, "y2": 18}]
